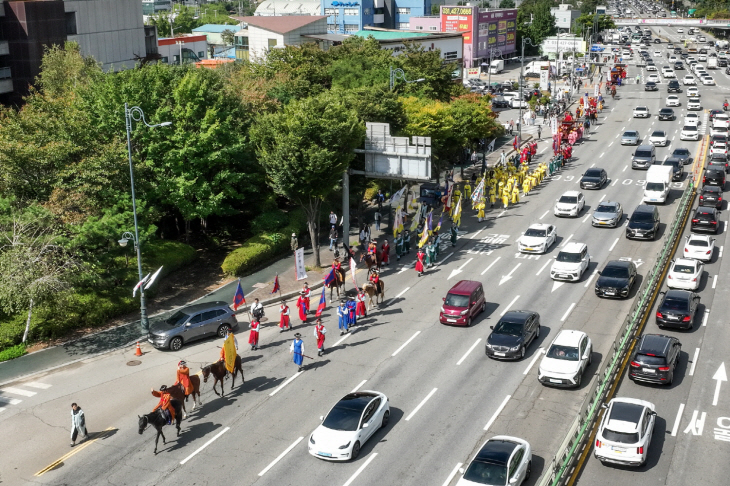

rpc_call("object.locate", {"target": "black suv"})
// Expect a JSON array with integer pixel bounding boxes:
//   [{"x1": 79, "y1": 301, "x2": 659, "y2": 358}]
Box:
[
  {"x1": 579, "y1": 168, "x2": 608, "y2": 190},
  {"x1": 699, "y1": 186, "x2": 723, "y2": 209},
  {"x1": 595, "y1": 260, "x2": 638, "y2": 299},
  {"x1": 691, "y1": 206, "x2": 720, "y2": 233},
  {"x1": 703, "y1": 168, "x2": 726, "y2": 188},
  {"x1": 668, "y1": 80, "x2": 682, "y2": 93},
  {"x1": 656, "y1": 290, "x2": 700, "y2": 330},
  {"x1": 626, "y1": 205, "x2": 660, "y2": 240},
  {"x1": 662, "y1": 157, "x2": 684, "y2": 181},
  {"x1": 629, "y1": 334, "x2": 682, "y2": 385},
  {"x1": 658, "y1": 108, "x2": 676, "y2": 120},
  {"x1": 674, "y1": 62, "x2": 684, "y2": 70}
]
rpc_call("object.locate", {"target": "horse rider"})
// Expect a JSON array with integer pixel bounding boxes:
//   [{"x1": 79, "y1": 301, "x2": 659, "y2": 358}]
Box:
[
  {"x1": 219, "y1": 329, "x2": 238, "y2": 362},
  {"x1": 367, "y1": 240, "x2": 378, "y2": 259},
  {"x1": 332, "y1": 257, "x2": 343, "y2": 284},
  {"x1": 151, "y1": 385, "x2": 175, "y2": 425},
  {"x1": 369, "y1": 268, "x2": 380, "y2": 290},
  {"x1": 174, "y1": 361, "x2": 192, "y2": 397}
]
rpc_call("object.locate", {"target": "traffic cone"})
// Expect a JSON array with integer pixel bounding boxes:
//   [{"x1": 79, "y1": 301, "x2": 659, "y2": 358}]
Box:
[{"x1": 135, "y1": 342, "x2": 143, "y2": 356}]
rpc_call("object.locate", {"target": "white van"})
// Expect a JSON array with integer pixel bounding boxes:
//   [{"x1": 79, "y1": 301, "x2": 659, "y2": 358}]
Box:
[{"x1": 643, "y1": 165, "x2": 673, "y2": 204}]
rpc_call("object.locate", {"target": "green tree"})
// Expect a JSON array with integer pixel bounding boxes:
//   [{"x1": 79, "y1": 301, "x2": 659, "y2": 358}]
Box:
[
  {"x1": 396, "y1": 41, "x2": 464, "y2": 101},
  {"x1": 36, "y1": 42, "x2": 101, "y2": 98},
  {"x1": 499, "y1": 0, "x2": 516, "y2": 8},
  {"x1": 250, "y1": 92, "x2": 366, "y2": 267},
  {"x1": 221, "y1": 29, "x2": 236, "y2": 46},
  {"x1": 528, "y1": 0, "x2": 557, "y2": 45},
  {"x1": 149, "y1": 13, "x2": 172, "y2": 38}
]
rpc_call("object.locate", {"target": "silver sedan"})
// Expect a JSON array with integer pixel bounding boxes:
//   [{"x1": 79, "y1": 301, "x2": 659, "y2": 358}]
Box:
[{"x1": 621, "y1": 130, "x2": 641, "y2": 145}]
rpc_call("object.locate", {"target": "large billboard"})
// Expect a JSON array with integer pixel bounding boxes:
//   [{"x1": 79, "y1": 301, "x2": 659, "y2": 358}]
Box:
[
  {"x1": 441, "y1": 6, "x2": 474, "y2": 46},
  {"x1": 476, "y1": 9, "x2": 517, "y2": 59}
]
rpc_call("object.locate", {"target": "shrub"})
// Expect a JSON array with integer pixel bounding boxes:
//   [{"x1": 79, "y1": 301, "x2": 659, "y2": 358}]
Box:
[
  {"x1": 0, "y1": 343, "x2": 26, "y2": 362},
  {"x1": 251, "y1": 210, "x2": 289, "y2": 234}
]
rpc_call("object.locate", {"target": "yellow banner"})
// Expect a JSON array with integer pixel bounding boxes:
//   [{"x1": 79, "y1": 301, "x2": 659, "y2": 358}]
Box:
[{"x1": 223, "y1": 334, "x2": 236, "y2": 373}]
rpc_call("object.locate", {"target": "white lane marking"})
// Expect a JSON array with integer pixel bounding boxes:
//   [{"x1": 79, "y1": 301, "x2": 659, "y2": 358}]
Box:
[
  {"x1": 539, "y1": 210, "x2": 549, "y2": 220},
  {"x1": 1, "y1": 387, "x2": 36, "y2": 397},
  {"x1": 540, "y1": 146, "x2": 547, "y2": 154},
  {"x1": 351, "y1": 380, "x2": 367, "y2": 393},
  {"x1": 405, "y1": 388, "x2": 438, "y2": 421},
  {"x1": 599, "y1": 153, "x2": 605, "y2": 158},
  {"x1": 457, "y1": 339, "x2": 482, "y2": 366},
  {"x1": 623, "y1": 165, "x2": 628, "y2": 172},
  {"x1": 259, "y1": 437, "x2": 304, "y2": 476},
  {"x1": 448, "y1": 258, "x2": 473, "y2": 280},
  {"x1": 500, "y1": 296, "x2": 521, "y2": 316},
  {"x1": 690, "y1": 348, "x2": 700, "y2": 376},
  {"x1": 671, "y1": 403, "x2": 685, "y2": 437},
  {"x1": 552, "y1": 280, "x2": 565, "y2": 292},
  {"x1": 612, "y1": 180, "x2": 618, "y2": 186},
  {"x1": 395, "y1": 287, "x2": 410, "y2": 299},
  {"x1": 561, "y1": 303, "x2": 576, "y2": 322},
  {"x1": 392, "y1": 331, "x2": 421, "y2": 357},
  {"x1": 443, "y1": 463, "x2": 464, "y2": 486},
  {"x1": 582, "y1": 213, "x2": 591, "y2": 223},
  {"x1": 714, "y1": 363, "x2": 728, "y2": 406},
  {"x1": 343, "y1": 453, "x2": 378, "y2": 486},
  {"x1": 702, "y1": 309, "x2": 710, "y2": 327},
  {"x1": 484, "y1": 395, "x2": 511, "y2": 431},
  {"x1": 713, "y1": 275, "x2": 718, "y2": 289},
  {"x1": 561, "y1": 234, "x2": 574, "y2": 248},
  {"x1": 0, "y1": 397, "x2": 21, "y2": 405},
  {"x1": 523, "y1": 348, "x2": 545, "y2": 375},
  {"x1": 181, "y1": 427, "x2": 230, "y2": 465},
  {"x1": 481, "y1": 257, "x2": 501, "y2": 275},
  {"x1": 584, "y1": 270, "x2": 598, "y2": 288},
  {"x1": 269, "y1": 371, "x2": 304, "y2": 397},
  {"x1": 536, "y1": 260, "x2": 551, "y2": 276},
  {"x1": 0, "y1": 408, "x2": 5, "y2": 413},
  {"x1": 498, "y1": 211, "x2": 506, "y2": 218},
  {"x1": 399, "y1": 267, "x2": 408, "y2": 274},
  {"x1": 609, "y1": 141, "x2": 614, "y2": 147},
  {"x1": 472, "y1": 228, "x2": 484, "y2": 239},
  {"x1": 24, "y1": 382, "x2": 51, "y2": 390},
  {"x1": 333, "y1": 332, "x2": 352, "y2": 347},
  {"x1": 609, "y1": 237, "x2": 619, "y2": 252},
  {"x1": 500, "y1": 263, "x2": 522, "y2": 285},
  {"x1": 720, "y1": 246, "x2": 724, "y2": 258},
  {"x1": 599, "y1": 194, "x2": 606, "y2": 202},
  {"x1": 591, "y1": 163, "x2": 596, "y2": 167},
  {"x1": 437, "y1": 252, "x2": 454, "y2": 266}
]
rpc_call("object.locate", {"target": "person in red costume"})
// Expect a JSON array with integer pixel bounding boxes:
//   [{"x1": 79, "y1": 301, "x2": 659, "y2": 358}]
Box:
[{"x1": 415, "y1": 248, "x2": 426, "y2": 276}]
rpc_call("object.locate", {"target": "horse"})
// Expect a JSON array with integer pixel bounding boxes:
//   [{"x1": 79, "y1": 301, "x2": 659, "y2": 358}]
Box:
[
  {"x1": 166, "y1": 374, "x2": 202, "y2": 416},
  {"x1": 326, "y1": 268, "x2": 346, "y2": 299},
  {"x1": 362, "y1": 280, "x2": 385, "y2": 309},
  {"x1": 360, "y1": 252, "x2": 380, "y2": 273},
  {"x1": 138, "y1": 398, "x2": 183, "y2": 454},
  {"x1": 201, "y1": 355, "x2": 245, "y2": 397}
]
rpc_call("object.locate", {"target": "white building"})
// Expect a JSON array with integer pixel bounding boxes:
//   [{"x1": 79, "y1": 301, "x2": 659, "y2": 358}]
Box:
[
  {"x1": 64, "y1": 0, "x2": 148, "y2": 70},
  {"x1": 158, "y1": 35, "x2": 208, "y2": 64},
  {"x1": 550, "y1": 4, "x2": 581, "y2": 31},
  {"x1": 234, "y1": 15, "x2": 328, "y2": 60}
]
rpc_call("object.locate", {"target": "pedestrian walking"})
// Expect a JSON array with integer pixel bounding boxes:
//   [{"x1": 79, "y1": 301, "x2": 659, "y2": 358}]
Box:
[
  {"x1": 337, "y1": 301, "x2": 349, "y2": 335},
  {"x1": 302, "y1": 282, "x2": 311, "y2": 311},
  {"x1": 508, "y1": 120, "x2": 514, "y2": 135},
  {"x1": 346, "y1": 297, "x2": 357, "y2": 327},
  {"x1": 70, "y1": 403, "x2": 87, "y2": 447},
  {"x1": 296, "y1": 291, "x2": 308, "y2": 324},
  {"x1": 415, "y1": 248, "x2": 426, "y2": 276},
  {"x1": 290, "y1": 333, "x2": 305, "y2": 372},
  {"x1": 329, "y1": 225, "x2": 338, "y2": 251},
  {"x1": 359, "y1": 225, "x2": 368, "y2": 249},
  {"x1": 356, "y1": 289, "x2": 367, "y2": 317},
  {"x1": 373, "y1": 210, "x2": 382, "y2": 231},
  {"x1": 290, "y1": 233, "x2": 298, "y2": 251},
  {"x1": 395, "y1": 232, "x2": 403, "y2": 260},
  {"x1": 279, "y1": 300, "x2": 291, "y2": 331},
  {"x1": 248, "y1": 318, "x2": 260, "y2": 350},
  {"x1": 314, "y1": 319, "x2": 326, "y2": 356},
  {"x1": 251, "y1": 298, "x2": 264, "y2": 321},
  {"x1": 450, "y1": 223, "x2": 458, "y2": 246},
  {"x1": 329, "y1": 211, "x2": 338, "y2": 226},
  {"x1": 499, "y1": 149, "x2": 507, "y2": 166},
  {"x1": 403, "y1": 229, "x2": 411, "y2": 254},
  {"x1": 380, "y1": 239, "x2": 390, "y2": 266},
  {"x1": 376, "y1": 189, "x2": 385, "y2": 210}
]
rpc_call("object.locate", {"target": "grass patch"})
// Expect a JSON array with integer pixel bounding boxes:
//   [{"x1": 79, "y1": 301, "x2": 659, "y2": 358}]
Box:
[{"x1": 0, "y1": 343, "x2": 27, "y2": 362}]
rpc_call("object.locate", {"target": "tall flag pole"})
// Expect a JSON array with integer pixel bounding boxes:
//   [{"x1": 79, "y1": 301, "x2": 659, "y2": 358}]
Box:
[
  {"x1": 272, "y1": 274, "x2": 281, "y2": 297},
  {"x1": 316, "y1": 287, "x2": 327, "y2": 317}
]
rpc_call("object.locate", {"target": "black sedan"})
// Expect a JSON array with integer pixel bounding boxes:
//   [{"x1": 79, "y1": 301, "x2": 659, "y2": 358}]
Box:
[
  {"x1": 662, "y1": 157, "x2": 684, "y2": 181},
  {"x1": 671, "y1": 147, "x2": 692, "y2": 165},
  {"x1": 580, "y1": 168, "x2": 607, "y2": 190},
  {"x1": 595, "y1": 260, "x2": 638, "y2": 299},
  {"x1": 645, "y1": 81, "x2": 658, "y2": 91},
  {"x1": 485, "y1": 310, "x2": 540, "y2": 360},
  {"x1": 656, "y1": 290, "x2": 699, "y2": 329},
  {"x1": 629, "y1": 334, "x2": 682, "y2": 385},
  {"x1": 491, "y1": 96, "x2": 510, "y2": 109},
  {"x1": 691, "y1": 207, "x2": 720, "y2": 233},
  {"x1": 699, "y1": 186, "x2": 723, "y2": 209},
  {"x1": 658, "y1": 108, "x2": 676, "y2": 121}
]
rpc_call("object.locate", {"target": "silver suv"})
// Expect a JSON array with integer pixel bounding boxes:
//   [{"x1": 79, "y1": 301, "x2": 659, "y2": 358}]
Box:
[{"x1": 148, "y1": 301, "x2": 238, "y2": 351}]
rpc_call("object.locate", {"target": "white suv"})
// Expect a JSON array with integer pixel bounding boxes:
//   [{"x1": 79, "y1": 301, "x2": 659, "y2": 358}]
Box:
[
  {"x1": 687, "y1": 98, "x2": 702, "y2": 111},
  {"x1": 633, "y1": 106, "x2": 650, "y2": 118},
  {"x1": 538, "y1": 330, "x2": 592, "y2": 387},
  {"x1": 594, "y1": 398, "x2": 656, "y2": 467},
  {"x1": 550, "y1": 242, "x2": 590, "y2": 281}
]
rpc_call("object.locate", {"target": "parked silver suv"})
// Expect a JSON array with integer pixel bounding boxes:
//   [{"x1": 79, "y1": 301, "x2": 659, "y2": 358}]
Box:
[{"x1": 148, "y1": 301, "x2": 238, "y2": 351}]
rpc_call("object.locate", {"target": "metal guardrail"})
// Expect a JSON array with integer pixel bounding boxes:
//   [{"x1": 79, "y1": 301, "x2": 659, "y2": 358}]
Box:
[
  {"x1": 613, "y1": 17, "x2": 730, "y2": 28},
  {"x1": 536, "y1": 179, "x2": 697, "y2": 486}
]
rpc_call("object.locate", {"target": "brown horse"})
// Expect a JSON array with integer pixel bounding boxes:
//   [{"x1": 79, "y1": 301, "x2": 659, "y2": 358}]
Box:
[
  {"x1": 360, "y1": 252, "x2": 380, "y2": 273},
  {"x1": 326, "y1": 268, "x2": 346, "y2": 299},
  {"x1": 201, "y1": 356, "x2": 245, "y2": 397},
  {"x1": 166, "y1": 374, "x2": 202, "y2": 417},
  {"x1": 363, "y1": 280, "x2": 385, "y2": 308}
]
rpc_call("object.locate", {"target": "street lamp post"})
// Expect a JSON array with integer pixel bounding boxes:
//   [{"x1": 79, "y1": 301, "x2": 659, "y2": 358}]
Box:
[
  {"x1": 519, "y1": 37, "x2": 536, "y2": 148},
  {"x1": 123, "y1": 104, "x2": 171, "y2": 333},
  {"x1": 389, "y1": 66, "x2": 425, "y2": 91},
  {"x1": 487, "y1": 47, "x2": 502, "y2": 93}
]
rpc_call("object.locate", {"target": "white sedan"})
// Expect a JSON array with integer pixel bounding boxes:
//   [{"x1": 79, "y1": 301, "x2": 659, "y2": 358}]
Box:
[
  {"x1": 653, "y1": 50, "x2": 662, "y2": 56},
  {"x1": 647, "y1": 73, "x2": 660, "y2": 83},
  {"x1": 457, "y1": 436, "x2": 532, "y2": 486},
  {"x1": 711, "y1": 142, "x2": 728, "y2": 156},
  {"x1": 666, "y1": 95, "x2": 681, "y2": 107},
  {"x1": 680, "y1": 125, "x2": 699, "y2": 140},
  {"x1": 683, "y1": 75, "x2": 696, "y2": 85},
  {"x1": 686, "y1": 86, "x2": 700, "y2": 97},
  {"x1": 538, "y1": 330, "x2": 592, "y2": 387},
  {"x1": 684, "y1": 113, "x2": 701, "y2": 126},
  {"x1": 677, "y1": 28, "x2": 684, "y2": 33},
  {"x1": 667, "y1": 258, "x2": 704, "y2": 290},
  {"x1": 594, "y1": 397, "x2": 656, "y2": 467},
  {"x1": 518, "y1": 224, "x2": 557, "y2": 254},
  {"x1": 662, "y1": 69, "x2": 676, "y2": 78},
  {"x1": 702, "y1": 76, "x2": 716, "y2": 85},
  {"x1": 649, "y1": 130, "x2": 669, "y2": 146},
  {"x1": 308, "y1": 391, "x2": 389, "y2": 461},
  {"x1": 683, "y1": 234, "x2": 715, "y2": 262},
  {"x1": 646, "y1": 64, "x2": 658, "y2": 72},
  {"x1": 687, "y1": 98, "x2": 702, "y2": 111},
  {"x1": 554, "y1": 191, "x2": 585, "y2": 217},
  {"x1": 633, "y1": 106, "x2": 651, "y2": 118}
]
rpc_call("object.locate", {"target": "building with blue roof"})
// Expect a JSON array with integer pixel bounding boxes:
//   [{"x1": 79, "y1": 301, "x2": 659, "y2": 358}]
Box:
[
  {"x1": 191, "y1": 23, "x2": 243, "y2": 46},
  {"x1": 322, "y1": 0, "x2": 431, "y2": 34}
]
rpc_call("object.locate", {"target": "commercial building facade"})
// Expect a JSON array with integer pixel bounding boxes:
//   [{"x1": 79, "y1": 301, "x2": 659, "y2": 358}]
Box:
[
  {"x1": 438, "y1": 6, "x2": 517, "y2": 68},
  {"x1": 550, "y1": 4, "x2": 580, "y2": 31},
  {"x1": 234, "y1": 15, "x2": 328, "y2": 60},
  {"x1": 321, "y1": 0, "x2": 432, "y2": 34}
]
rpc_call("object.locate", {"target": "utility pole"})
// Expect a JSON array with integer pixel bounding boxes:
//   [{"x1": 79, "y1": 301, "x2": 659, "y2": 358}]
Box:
[{"x1": 519, "y1": 37, "x2": 535, "y2": 148}]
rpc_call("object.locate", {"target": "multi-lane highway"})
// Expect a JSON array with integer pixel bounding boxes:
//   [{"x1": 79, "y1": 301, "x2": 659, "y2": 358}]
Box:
[{"x1": 1, "y1": 24, "x2": 727, "y2": 486}]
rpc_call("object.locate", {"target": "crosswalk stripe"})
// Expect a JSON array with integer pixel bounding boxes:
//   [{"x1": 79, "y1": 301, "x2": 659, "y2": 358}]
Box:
[
  {"x1": 1, "y1": 387, "x2": 37, "y2": 397},
  {"x1": 0, "y1": 397, "x2": 22, "y2": 405},
  {"x1": 24, "y1": 382, "x2": 52, "y2": 390}
]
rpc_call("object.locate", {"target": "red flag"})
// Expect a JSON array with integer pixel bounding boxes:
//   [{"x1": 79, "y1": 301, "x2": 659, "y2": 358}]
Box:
[
  {"x1": 315, "y1": 287, "x2": 326, "y2": 317},
  {"x1": 233, "y1": 280, "x2": 246, "y2": 311},
  {"x1": 271, "y1": 275, "x2": 280, "y2": 294},
  {"x1": 323, "y1": 268, "x2": 336, "y2": 287}
]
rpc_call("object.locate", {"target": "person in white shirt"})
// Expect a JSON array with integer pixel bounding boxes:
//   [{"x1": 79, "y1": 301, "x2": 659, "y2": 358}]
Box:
[
  {"x1": 329, "y1": 211, "x2": 338, "y2": 226},
  {"x1": 251, "y1": 298, "x2": 264, "y2": 320}
]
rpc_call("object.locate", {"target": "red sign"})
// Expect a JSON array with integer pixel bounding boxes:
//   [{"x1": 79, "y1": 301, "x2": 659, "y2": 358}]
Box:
[{"x1": 441, "y1": 6, "x2": 474, "y2": 45}]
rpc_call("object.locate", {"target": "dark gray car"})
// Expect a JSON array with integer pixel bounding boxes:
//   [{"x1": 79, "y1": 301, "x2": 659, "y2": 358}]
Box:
[
  {"x1": 148, "y1": 301, "x2": 238, "y2": 351},
  {"x1": 671, "y1": 147, "x2": 692, "y2": 165},
  {"x1": 486, "y1": 310, "x2": 540, "y2": 360}
]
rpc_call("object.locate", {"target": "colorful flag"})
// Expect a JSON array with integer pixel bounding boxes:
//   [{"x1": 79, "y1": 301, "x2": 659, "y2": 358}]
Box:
[
  {"x1": 349, "y1": 257, "x2": 359, "y2": 291},
  {"x1": 144, "y1": 266, "x2": 163, "y2": 290},
  {"x1": 233, "y1": 280, "x2": 246, "y2": 311},
  {"x1": 435, "y1": 212, "x2": 444, "y2": 232},
  {"x1": 323, "y1": 268, "x2": 336, "y2": 287},
  {"x1": 471, "y1": 178, "x2": 485, "y2": 204},
  {"x1": 133, "y1": 273, "x2": 150, "y2": 297},
  {"x1": 223, "y1": 334, "x2": 236, "y2": 373},
  {"x1": 418, "y1": 227, "x2": 430, "y2": 248},
  {"x1": 410, "y1": 205, "x2": 421, "y2": 231},
  {"x1": 389, "y1": 185, "x2": 407, "y2": 204},
  {"x1": 426, "y1": 210, "x2": 433, "y2": 233},
  {"x1": 271, "y1": 274, "x2": 280, "y2": 294},
  {"x1": 316, "y1": 287, "x2": 326, "y2": 317}
]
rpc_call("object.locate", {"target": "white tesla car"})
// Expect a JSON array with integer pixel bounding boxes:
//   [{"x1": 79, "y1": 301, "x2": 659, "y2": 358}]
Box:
[
  {"x1": 684, "y1": 113, "x2": 700, "y2": 126},
  {"x1": 666, "y1": 258, "x2": 704, "y2": 290},
  {"x1": 308, "y1": 391, "x2": 389, "y2": 461},
  {"x1": 517, "y1": 224, "x2": 557, "y2": 254},
  {"x1": 683, "y1": 234, "x2": 715, "y2": 262},
  {"x1": 538, "y1": 329, "x2": 592, "y2": 387},
  {"x1": 457, "y1": 436, "x2": 532, "y2": 486},
  {"x1": 594, "y1": 397, "x2": 656, "y2": 467}
]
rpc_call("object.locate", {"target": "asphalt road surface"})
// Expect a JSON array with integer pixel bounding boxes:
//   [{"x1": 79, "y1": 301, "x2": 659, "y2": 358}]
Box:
[{"x1": 0, "y1": 27, "x2": 725, "y2": 486}]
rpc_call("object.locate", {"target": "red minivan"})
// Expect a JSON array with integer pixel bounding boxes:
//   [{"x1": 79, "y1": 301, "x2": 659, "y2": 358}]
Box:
[{"x1": 439, "y1": 280, "x2": 487, "y2": 326}]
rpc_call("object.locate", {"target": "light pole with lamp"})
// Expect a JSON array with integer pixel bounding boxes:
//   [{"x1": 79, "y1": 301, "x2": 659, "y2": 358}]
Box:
[
  {"x1": 122, "y1": 104, "x2": 171, "y2": 333},
  {"x1": 389, "y1": 66, "x2": 425, "y2": 91},
  {"x1": 518, "y1": 37, "x2": 537, "y2": 149},
  {"x1": 486, "y1": 47, "x2": 502, "y2": 93}
]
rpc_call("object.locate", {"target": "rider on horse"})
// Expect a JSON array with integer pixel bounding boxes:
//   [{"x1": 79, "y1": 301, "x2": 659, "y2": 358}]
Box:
[
  {"x1": 151, "y1": 385, "x2": 176, "y2": 424},
  {"x1": 219, "y1": 329, "x2": 238, "y2": 362},
  {"x1": 174, "y1": 361, "x2": 193, "y2": 397},
  {"x1": 369, "y1": 268, "x2": 380, "y2": 287},
  {"x1": 367, "y1": 240, "x2": 377, "y2": 258}
]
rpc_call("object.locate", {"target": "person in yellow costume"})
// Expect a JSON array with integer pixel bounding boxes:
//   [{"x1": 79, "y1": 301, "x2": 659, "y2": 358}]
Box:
[
  {"x1": 502, "y1": 188, "x2": 510, "y2": 209},
  {"x1": 464, "y1": 181, "x2": 472, "y2": 201},
  {"x1": 489, "y1": 186, "x2": 497, "y2": 208},
  {"x1": 477, "y1": 198, "x2": 486, "y2": 221},
  {"x1": 522, "y1": 176, "x2": 530, "y2": 196},
  {"x1": 511, "y1": 185, "x2": 520, "y2": 204}
]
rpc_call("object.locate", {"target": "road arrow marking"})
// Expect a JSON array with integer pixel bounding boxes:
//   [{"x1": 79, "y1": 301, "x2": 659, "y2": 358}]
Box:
[
  {"x1": 552, "y1": 280, "x2": 565, "y2": 292},
  {"x1": 448, "y1": 258, "x2": 473, "y2": 280},
  {"x1": 499, "y1": 263, "x2": 522, "y2": 285},
  {"x1": 713, "y1": 362, "x2": 727, "y2": 406}
]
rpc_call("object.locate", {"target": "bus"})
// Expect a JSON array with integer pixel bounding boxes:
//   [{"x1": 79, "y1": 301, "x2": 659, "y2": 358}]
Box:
[{"x1": 670, "y1": 11, "x2": 677, "y2": 18}]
